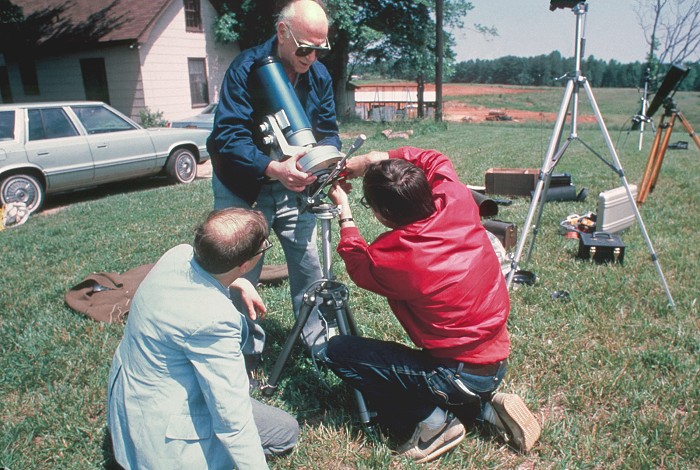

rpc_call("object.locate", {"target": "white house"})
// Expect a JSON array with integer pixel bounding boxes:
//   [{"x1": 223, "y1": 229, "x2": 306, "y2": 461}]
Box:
[{"x1": 0, "y1": 0, "x2": 238, "y2": 123}]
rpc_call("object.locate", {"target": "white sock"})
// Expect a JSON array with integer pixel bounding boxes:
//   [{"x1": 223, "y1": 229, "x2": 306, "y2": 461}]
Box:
[
  {"x1": 482, "y1": 402, "x2": 503, "y2": 428},
  {"x1": 422, "y1": 406, "x2": 447, "y2": 428}
]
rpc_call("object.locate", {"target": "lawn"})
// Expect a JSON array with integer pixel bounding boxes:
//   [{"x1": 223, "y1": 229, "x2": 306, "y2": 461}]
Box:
[{"x1": 1, "y1": 86, "x2": 698, "y2": 469}]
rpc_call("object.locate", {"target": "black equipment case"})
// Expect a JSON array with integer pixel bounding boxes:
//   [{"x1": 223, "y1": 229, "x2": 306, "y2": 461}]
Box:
[
  {"x1": 577, "y1": 231, "x2": 625, "y2": 264},
  {"x1": 483, "y1": 219, "x2": 517, "y2": 251}
]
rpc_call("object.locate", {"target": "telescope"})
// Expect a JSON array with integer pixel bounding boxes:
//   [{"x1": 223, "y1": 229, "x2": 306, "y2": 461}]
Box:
[
  {"x1": 253, "y1": 56, "x2": 343, "y2": 181},
  {"x1": 642, "y1": 63, "x2": 689, "y2": 121}
]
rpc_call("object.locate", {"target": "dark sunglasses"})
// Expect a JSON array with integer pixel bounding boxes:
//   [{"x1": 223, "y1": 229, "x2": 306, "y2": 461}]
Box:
[
  {"x1": 253, "y1": 238, "x2": 273, "y2": 257},
  {"x1": 286, "y1": 23, "x2": 331, "y2": 58}
]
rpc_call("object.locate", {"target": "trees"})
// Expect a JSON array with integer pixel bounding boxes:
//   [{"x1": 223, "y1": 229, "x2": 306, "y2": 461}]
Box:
[
  {"x1": 635, "y1": 0, "x2": 700, "y2": 84},
  {"x1": 210, "y1": 0, "x2": 477, "y2": 118}
]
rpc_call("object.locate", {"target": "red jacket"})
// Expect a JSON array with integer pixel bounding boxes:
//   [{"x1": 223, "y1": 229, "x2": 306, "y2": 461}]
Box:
[{"x1": 337, "y1": 147, "x2": 510, "y2": 364}]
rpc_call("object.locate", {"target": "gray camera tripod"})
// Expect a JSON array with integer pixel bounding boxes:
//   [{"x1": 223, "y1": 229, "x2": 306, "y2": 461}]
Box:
[{"x1": 505, "y1": 1, "x2": 675, "y2": 307}]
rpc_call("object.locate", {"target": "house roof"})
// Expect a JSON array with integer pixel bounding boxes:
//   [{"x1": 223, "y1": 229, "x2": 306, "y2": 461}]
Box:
[{"x1": 14, "y1": 0, "x2": 173, "y2": 44}]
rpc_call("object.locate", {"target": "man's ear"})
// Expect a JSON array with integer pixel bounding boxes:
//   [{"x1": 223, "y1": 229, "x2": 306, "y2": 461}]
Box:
[{"x1": 238, "y1": 257, "x2": 256, "y2": 276}]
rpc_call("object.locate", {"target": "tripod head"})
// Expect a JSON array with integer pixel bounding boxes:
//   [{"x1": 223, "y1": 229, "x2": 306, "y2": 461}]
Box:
[{"x1": 302, "y1": 134, "x2": 367, "y2": 211}]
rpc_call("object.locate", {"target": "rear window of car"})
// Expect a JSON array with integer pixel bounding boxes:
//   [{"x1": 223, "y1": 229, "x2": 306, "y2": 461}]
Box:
[
  {"x1": 0, "y1": 111, "x2": 14, "y2": 140},
  {"x1": 72, "y1": 105, "x2": 135, "y2": 134},
  {"x1": 28, "y1": 108, "x2": 79, "y2": 141}
]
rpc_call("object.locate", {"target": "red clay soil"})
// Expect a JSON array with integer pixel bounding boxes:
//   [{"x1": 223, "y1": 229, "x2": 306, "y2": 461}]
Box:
[
  {"x1": 442, "y1": 83, "x2": 596, "y2": 123},
  {"x1": 359, "y1": 82, "x2": 596, "y2": 123}
]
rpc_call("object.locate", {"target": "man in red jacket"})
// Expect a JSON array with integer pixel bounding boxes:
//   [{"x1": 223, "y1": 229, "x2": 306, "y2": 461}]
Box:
[{"x1": 326, "y1": 147, "x2": 540, "y2": 463}]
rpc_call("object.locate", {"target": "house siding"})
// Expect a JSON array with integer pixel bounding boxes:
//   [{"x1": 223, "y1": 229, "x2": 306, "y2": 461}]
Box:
[
  {"x1": 0, "y1": 0, "x2": 238, "y2": 124},
  {"x1": 138, "y1": 0, "x2": 238, "y2": 122}
]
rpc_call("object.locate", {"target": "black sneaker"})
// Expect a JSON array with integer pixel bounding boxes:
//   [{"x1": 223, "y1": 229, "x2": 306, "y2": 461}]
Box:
[{"x1": 396, "y1": 413, "x2": 466, "y2": 463}]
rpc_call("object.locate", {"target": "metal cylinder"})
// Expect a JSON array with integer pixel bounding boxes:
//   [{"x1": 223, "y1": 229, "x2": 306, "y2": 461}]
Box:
[{"x1": 253, "y1": 56, "x2": 316, "y2": 147}]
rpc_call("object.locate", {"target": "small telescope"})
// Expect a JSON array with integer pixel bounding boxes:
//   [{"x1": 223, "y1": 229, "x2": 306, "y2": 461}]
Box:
[
  {"x1": 642, "y1": 63, "x2": 689, "y2": 122},
  {"x1": 253, "y1": 56, "x2": 343, "y2": 179}
]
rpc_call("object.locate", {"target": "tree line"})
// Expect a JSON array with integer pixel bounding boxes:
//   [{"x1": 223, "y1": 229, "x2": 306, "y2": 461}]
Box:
[{"x1": 447, "y1": 52, "x2": 700, "y2": 91}]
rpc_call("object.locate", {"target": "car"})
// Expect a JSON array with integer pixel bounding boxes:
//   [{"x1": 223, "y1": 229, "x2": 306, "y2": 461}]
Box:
[
  {"x1": 168, "y1": 103, "x2": 217, "y2": 130},
  {"x1": 0, "y1": 101, "x2": 211, "y2": 214}
]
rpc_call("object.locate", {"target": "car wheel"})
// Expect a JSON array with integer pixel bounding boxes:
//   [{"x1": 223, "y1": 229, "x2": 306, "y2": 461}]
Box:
[
  {"x1": 1, "y1": 173, "x2": 45, "y2": 214},
  {"x1": 166, "y1": 148, "x2": 197, "y2": 184}
]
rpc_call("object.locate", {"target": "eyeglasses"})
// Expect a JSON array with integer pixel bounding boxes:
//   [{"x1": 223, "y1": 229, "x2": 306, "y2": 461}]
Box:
[
  {"x1": 360, "y1": 196, "x2": 371, "y2": 209},
  {"x1": 285, "y1": 23, "x2": 331, "y2": 58},
  {"x1": 253, "y1": 238, "x2": 273, "y2": 257}
]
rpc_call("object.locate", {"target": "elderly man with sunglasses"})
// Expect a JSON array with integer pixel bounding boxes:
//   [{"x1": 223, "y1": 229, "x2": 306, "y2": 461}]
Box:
[{"x1": 207, "y1": 0, "x2": 338, "y2": 361}]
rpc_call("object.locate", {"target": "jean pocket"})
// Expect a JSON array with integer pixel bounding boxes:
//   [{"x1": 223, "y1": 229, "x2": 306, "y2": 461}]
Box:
[{"x1": 426, "y1": 367, "x2": 482, "y2": 407}]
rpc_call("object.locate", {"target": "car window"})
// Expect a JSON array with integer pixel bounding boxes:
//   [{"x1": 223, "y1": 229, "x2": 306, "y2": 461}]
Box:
[
  {"x1": 0, "y1": 111, "x2": 14, "y2": 140},
  {"x1": 72, "y1": 105, "x2": 136, "y2": 134},
  {"x1": 27, "y1": 108, "x2": 79, "y2": 141}
]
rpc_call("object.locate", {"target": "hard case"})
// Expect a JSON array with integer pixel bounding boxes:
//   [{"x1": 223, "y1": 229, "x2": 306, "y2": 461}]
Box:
[
  {"x1": 484, "y1": 168, "x2": 538, "y2": 196},
  {"x1": 483, "y1": 219, "x2": 517, "y2": 251},
  {"x1": 577, "y1": 231, "x2": 625, "y2": 264},
  {"x1": 596, "y1": 184, "x2": 638, "y2": 233}
]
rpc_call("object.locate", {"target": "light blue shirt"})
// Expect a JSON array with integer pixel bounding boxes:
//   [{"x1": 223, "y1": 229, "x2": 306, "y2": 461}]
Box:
[{"x1": 107, "y1": 244, "x2": 268, "y2": 469}]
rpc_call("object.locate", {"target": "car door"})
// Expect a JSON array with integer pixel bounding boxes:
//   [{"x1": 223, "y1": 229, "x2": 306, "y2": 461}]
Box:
[
  {"x1": 70, "y1": 104, "x2": 157, "y2": 183},
  {"x1": 25, "y1": 107, "x2": 95, "y2": 192}
]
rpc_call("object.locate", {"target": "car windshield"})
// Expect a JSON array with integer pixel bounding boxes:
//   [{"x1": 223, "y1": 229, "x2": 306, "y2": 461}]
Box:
[
  {"x1": 0, "y1": 111, "x2": 14, "y2": 140},
  {"x1": 72, "y1": 105, "x2": 136, "y2": 134}
]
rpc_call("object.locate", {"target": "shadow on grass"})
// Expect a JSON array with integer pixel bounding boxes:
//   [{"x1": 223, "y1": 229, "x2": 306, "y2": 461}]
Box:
[{"x1": 40, "y1": 176, "x2": 174, "y2": 214}]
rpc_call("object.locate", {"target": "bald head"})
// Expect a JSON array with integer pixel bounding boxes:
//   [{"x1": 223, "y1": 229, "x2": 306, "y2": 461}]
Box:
[
  {"x1": 193, "y1": 208, "x2": 268, "y2": 274},
  {"x1": 276, "y1": 0, "x2": 330, "y2": 76},
  {"x1": 278, "y1": 0, "x2": 328, "y2": 31}
]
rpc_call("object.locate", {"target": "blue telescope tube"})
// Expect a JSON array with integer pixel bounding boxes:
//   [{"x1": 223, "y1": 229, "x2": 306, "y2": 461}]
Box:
[{"x1": 253, "y1": 56, "x2": 316, "y2": 147}]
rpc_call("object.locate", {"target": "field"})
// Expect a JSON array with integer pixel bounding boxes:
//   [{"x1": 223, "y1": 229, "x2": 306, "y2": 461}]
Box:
[{"x1": 1, "y1": 84, "x2": 699, "y2": 469}]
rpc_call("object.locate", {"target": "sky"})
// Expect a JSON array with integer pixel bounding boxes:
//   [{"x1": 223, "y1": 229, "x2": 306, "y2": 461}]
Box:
[{"x1": 452, "y1": 0, "x2": 648, "y2": 64}]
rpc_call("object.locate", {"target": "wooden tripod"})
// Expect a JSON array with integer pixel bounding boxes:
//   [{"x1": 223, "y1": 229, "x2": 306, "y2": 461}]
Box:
[{"x1": 638, "y1": 98, "x2": 700, "y2": 204}]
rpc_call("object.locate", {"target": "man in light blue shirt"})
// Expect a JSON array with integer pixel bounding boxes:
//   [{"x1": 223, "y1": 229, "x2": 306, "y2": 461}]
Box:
[{"x1": 108, "y1": 208, "x2": 299, "y2": 469}]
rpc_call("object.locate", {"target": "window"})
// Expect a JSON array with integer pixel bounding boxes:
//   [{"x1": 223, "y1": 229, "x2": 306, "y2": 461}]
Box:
[
  {"x1": 71, "y1": 105, "x2": 135, "y2": 134},
  {"x1": 80, "y1": 58, "x2": 110, "y2": 104},
  {"x1": 19, "y1": 61, "x2": 39, "y2": 96},
  {"x1": 0, "y1": 111, "x2": 14, "y2": 140},
  {"x1": 188, "y1": 58, "x2": 209, "y2": 107},
  {"x1": 0, "y1": 65, "x2": 13, "y2": 103},
  {"x1": 27, "y1": 108, "x2": 78, "y2": 141},
  {"x1": 184, "y1": 0, "x2": 202, "y2": 32}
]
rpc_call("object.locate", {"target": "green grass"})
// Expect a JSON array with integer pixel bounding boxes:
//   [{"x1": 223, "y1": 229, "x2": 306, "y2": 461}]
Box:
[{"x1": 1, "y1": 87, "x2": 699, "y2": 469}]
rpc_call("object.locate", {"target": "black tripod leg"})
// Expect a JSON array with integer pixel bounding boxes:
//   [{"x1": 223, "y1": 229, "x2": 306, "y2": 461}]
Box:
[{"x1": 261, "y1": 298, "x2": 315, "y2": 396}]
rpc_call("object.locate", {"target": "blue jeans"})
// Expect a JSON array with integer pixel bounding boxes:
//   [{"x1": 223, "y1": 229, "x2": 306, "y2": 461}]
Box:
[
  {"x1": 326, "y1": 336, "x2": 507, "y2": 438},
  {"x1": 213, "y1": 174, "x2": 324, "y2": 350}
]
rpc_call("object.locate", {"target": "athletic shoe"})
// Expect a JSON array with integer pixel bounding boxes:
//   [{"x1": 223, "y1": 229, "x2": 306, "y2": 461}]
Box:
[
  {"x1": 397, "y1": 412, "x2": 466, "y2": 463},
  {"x1": 490, "y1": 393, "x2": 541, "y2": 453}
]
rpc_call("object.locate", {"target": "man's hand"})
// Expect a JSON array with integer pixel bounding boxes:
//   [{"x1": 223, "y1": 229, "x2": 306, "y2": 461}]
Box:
[
  {"x1": 343, "y1": 151, "x2": 390, "y2": 179},
  {"x1": 265, "y1": 151, "x2": 317, "y2": 192},
  {"x1": 230, "y1": 278, "x2": 267, "y2": 320},
  {"x1": 328, "y1": 181, "x2": 349, "y2": 208}
]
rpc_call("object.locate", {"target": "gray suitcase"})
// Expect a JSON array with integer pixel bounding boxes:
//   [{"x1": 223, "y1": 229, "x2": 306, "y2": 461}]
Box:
[{"x1": 596, "y1": 185, "x2": 638, "y2": 234}]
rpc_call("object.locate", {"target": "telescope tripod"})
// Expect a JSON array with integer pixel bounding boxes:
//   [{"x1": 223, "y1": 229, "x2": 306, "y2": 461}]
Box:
[
  {"x1": 635, "y1": 68, "x2": 654, "y2": 151},
  {"x1": 506, "y1": 2, "x2": 675, "y2": 307},
  {"x1": 261, "y1": 202, "x2": 373, "y2": 425},
  {"x1": 637, "y1": 98, "x2": 700, "y2": 204}
]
